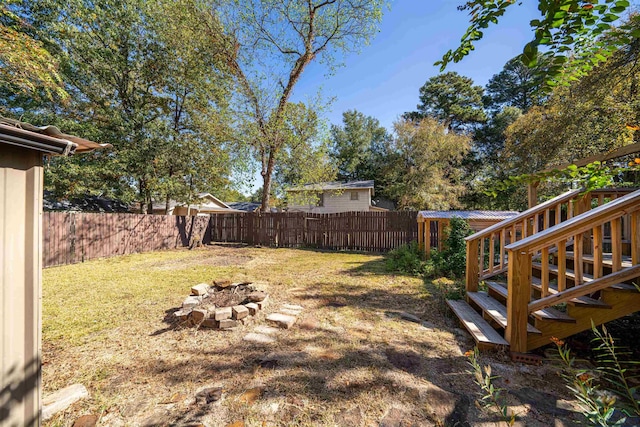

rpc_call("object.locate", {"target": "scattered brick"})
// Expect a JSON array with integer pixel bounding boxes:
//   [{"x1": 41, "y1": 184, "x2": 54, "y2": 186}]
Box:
[
  {"x1": 214, "y1": 307, "x2": 232, "y2": 321},
  {"x1": 191, "y1": 283, "x2": 209, "y2": 296},
  {"x1": 245, "y1": 302, "x2": 259, "y2": 315},
  {"x1": 232, "y1": 305, "x2": 249, "y2": 320}
]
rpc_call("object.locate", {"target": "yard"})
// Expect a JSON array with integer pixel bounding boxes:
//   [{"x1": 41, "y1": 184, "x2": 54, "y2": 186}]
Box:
[{"x1": 42, "y1": 245, "x2": 581, "y2": 426}]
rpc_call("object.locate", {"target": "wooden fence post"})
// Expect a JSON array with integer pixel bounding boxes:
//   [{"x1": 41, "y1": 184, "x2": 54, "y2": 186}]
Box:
[{"x1": 466, "y1": 239, "x2": 479, "y2": 293}]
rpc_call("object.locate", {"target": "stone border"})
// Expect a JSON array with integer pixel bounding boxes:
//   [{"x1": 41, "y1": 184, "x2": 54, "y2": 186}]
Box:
[{"x1": 173, "y1": 282, "x2": 268, "y2": 329}]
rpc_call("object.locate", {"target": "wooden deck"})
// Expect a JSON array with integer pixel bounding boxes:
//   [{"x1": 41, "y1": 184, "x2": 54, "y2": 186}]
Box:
[{"x1": 450, "y1": 188, "x2": 640, "y2": 355}]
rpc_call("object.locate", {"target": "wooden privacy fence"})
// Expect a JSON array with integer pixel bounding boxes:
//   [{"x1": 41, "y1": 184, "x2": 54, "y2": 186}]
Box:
[{"x1": 44, "y1": 211, "x2": 418, "y2": 267}]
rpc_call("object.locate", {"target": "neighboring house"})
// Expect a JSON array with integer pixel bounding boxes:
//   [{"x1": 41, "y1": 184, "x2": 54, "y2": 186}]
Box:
[
  {"x1": 286, "y1": 180, "x2": 385, "y2": 213},
  {"x1": 151, "y1": 193, "x2": 243, "y2": 216}
]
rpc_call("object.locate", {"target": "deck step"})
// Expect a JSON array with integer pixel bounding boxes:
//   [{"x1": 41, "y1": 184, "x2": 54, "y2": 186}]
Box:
[
  {"x1": 532, "y1": 263, "x2": 594, "y2": 283},
  {"x1": 565, "y1": 252, "x2": 633, "y2": 269},
  {"x1": 608, "y1": 283, "x2": 640, "y2": 292},
  {"x1": 486, "y1": 281, "x2": 508, "y2": 299},
  {"x1": 530, "y1": 278, "x2": 611, "y2": 308},
  {"x1": 468, "y1": 292, "x2": 541, "y2": 334},
  {"x1": 446, "y1": 299, "x2": 509, "y2": 348},
  {"x1": 532, "y1": 307, "x2": 576, "y2": 323}
]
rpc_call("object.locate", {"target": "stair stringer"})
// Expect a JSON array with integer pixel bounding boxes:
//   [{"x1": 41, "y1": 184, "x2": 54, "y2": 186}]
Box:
[{"x1": 525, "y1": 288, "x2": 640, "y2": 352}]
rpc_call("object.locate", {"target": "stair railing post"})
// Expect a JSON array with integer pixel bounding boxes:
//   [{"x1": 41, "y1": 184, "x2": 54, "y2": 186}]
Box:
[
  {"x1": 466, "y1": 239, "x2": 479, "y2": 293},
  {"x1": 506, "y1": 247, "x2": 531, "y2": 353}
]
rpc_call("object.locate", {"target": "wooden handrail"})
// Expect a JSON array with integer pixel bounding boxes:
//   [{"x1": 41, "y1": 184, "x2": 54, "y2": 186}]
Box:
[
  {"x1": 464, "y1": 189, "x2": 580, "y2": 242},
  {"x1": 506, "y1": 189, "x2": 640, "y2": 254},
  {"x1": 528, "y1": 265, "x2": 640, "y2": 313}
]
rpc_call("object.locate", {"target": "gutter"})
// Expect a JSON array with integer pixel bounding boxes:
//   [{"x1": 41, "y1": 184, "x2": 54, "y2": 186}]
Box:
[{"x1": 0, "y1": 124, "x2": 77, "y2": 156}]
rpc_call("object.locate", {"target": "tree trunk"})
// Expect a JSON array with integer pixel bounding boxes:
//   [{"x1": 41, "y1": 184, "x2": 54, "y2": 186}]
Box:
[{"x1": 261, "y1": 150, "x2": 277, "y2": 212}]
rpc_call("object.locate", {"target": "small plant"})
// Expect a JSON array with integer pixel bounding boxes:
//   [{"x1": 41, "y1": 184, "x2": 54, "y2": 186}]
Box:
[
  {"x1": 385, "y1": 241, "x2": 425, "y2": 276},
  {"x1": 551, "y1": 324, "x2": 640, "y2": 426},
  {"x1": 431, "y1": 277, "x2": 465, "y2": 300},
  {"x1": 465, "y1": 347, "x2": 517, "y2": 426},
  {"x1": 425, "y1": 217, "x2": 472, "y2": 278}
]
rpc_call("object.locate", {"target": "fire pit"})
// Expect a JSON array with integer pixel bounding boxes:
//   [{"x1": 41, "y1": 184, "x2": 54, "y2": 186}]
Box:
[{"x1": 173, "y1": 280, "x2": 268, "y2": 329}]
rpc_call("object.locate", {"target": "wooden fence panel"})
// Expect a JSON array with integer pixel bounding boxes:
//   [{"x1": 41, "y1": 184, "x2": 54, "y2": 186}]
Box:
[{"x1": 43, "y1": 210, "x2": 419, "y2": 267}]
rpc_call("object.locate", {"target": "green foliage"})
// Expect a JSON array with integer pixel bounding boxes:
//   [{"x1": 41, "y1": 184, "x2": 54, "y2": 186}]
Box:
[
  {"x1": 213, "y1": 0, "x2": 386, "y2": 210},
  {"x1": 0, "y1": 1, "x2": 67, "y2": 101},
  {"x1": 466, "y1": 347, "x2": 517, "y2": 426},
  {"x1": 385, "y1": 242, "x2": 426, "y2": 276},
  {"x1": 438, "y1": 0, "x2": 636, "y2": 86},
  {"x1": 425, "y1": 217, "x2": 473, "y2": 278},
  {"x1": 330, "y1": 109, "x2": 391, "y2": 182},
  {"x1": 484, "y1": 56, "x2": 546, "y2": 112},
  {"x1": 407, "y1": 71, "x2": 486, "y2": 131},
  {"x1": 552, "y1": 323, "x2": 640, "y2": 426},
  {"x1": 428, "y1": 277, "x2": 466, "y2": 301},
  {"x1": 388, "y1": 117, "x2": 471, "y2": 210},
  {"x1": 487, "y1": 161, "x2": 640, "y2": 199}
]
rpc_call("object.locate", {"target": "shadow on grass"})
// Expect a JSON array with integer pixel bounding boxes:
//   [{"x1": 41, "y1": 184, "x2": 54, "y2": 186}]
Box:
[{"x1": 131, "y1": 273, "x2": 580, "y2": 427}]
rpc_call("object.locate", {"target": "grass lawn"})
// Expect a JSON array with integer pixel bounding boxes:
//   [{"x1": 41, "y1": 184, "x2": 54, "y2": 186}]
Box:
[{"x1": 42, "y1": 245, "x2": 580, "y2": 426}]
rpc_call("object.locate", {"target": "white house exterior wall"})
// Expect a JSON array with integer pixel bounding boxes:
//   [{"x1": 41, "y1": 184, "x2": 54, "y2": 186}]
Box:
[{"x1": 288, "y1": 189, "x2": 371, "y2": 213}]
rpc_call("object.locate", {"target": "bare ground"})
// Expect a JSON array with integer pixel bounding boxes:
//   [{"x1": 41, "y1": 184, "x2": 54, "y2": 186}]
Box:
[{"x1": 42, "y1": 245, "x2": 583, "y2": 427}]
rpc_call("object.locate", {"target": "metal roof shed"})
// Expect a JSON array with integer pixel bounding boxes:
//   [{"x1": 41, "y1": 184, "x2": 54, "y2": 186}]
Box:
[
  {"x1": 0, "y1": 117, "x2": 107, "y2": 426},
  {"x1": 416, "y1": 210, "x2": 519, "y2": 256}
]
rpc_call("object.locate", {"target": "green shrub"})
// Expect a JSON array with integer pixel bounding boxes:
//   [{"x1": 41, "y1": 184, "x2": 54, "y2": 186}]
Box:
[
  {"x1": 426, "y1": 216, "x2": 473, "y2": 278},
  {"x1": 385, "y1": 241, "x2": 425, "y2": 275}
]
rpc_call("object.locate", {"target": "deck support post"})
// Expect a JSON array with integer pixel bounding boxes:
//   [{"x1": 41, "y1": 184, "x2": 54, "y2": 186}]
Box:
[
  {"x1": 506, "y1": 248, "x2": 531, "y2": 353},
  {"x1": 466, "y1": 239, "x2": 479, "y2": 293}
]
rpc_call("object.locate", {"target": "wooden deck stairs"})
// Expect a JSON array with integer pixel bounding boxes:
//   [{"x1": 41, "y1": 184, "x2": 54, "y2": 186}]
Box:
[{"x1": 446, "y1": 188, "x2": 640, "y2": 354}]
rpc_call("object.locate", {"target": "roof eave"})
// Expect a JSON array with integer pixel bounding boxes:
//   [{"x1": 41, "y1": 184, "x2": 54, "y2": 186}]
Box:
[{"x1": 0, "y1": 124, "x2": 77, "y2": 155}]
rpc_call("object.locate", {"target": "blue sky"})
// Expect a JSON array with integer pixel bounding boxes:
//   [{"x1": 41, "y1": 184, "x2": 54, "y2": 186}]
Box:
[{"x1": 291, "y1": 0, "x2": 543, "y2": 131}]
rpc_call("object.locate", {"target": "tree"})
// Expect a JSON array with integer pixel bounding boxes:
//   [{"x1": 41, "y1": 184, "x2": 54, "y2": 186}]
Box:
[
  {"x1": 438, "y1": 0, "x2": 639, "y2": 85},
  {"x1": 7, "y1": 0, "x2": 236, "y2": 212},
  {"x1": 0, "y1": 1, "x2": 67, "y2": 102},
  {"x1": 329, "y1": 110, "x2": 391, "y2": 181},
  {"x1": 406, "y1": 72, "x2": 486, "y2": 131},
  {"x1": 484, "y1": 57, "x2": 546, "y2": 112},
  {"x1": 462, "y1": 106, "x2": 524, "y2": 210},
  {"x1": 386, "y1": 117, "x2": 471, "y2": 210},
  {"x1": 195, "y1": 0, "x2": 385, "y2": 211},
  {"x1": 273, "y1": 102, "x2": 337, "y2": 202},
  {"x1": 503, "y1": 17, "x2": 640, "y2": 178}
]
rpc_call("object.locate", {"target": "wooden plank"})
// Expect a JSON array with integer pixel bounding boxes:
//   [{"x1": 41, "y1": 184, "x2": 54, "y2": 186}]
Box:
[
  {"x1": 488, "y1": 233, "x2": 495, "y2": 273},
  {"x1": 528, "y1": 265, "x2": 640, "y2": 312},
  {"x1": 592, "y1": 226, "x2": 603, "y2": 279},
  {"x1": 557, "y1": 240, "x2": 567, "y2": 291},
  {"x1": 540, "y1": 247, "x2": 549, "y2": 297},
  {"x1": 486, "y1": 281, "x2": 508, "y2": 299},
  {"x1": 574, "y1": 233, "x2": 583, "y2": 285},
  {"x1": 446, "y1": 300, "x2": 509, "y2": 347},
  {"x1": 611, "y1": 217, "x2": 622, "y2": 272},
  {"x1": 532, "y1": 307, "x2": 576, "y2": 323},
  {"x1": 530, "y1": 279, "x2": 611, "y2": 308},
  {"x1": 468, "y1": 292, "x2": 541, "y2": 333},
  {"x1": 507, "y1": 189, "x2": 640, "y2": 254},
  {"x1": 631, "y1": 212, "x2": 639, "y2": 266}
]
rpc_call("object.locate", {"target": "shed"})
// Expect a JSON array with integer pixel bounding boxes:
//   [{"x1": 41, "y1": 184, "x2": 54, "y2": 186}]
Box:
[
  {"x1": 0, "y1": 116, "x2": 107, "y2": 426},
  {"x1": 416, "y1": 210, "x2": 519, "y2": 256}
]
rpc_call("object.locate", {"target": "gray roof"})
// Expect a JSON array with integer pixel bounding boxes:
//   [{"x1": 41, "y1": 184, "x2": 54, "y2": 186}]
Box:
[
  {"x1": 226, "y1": 202, "x2": 261, "y2": 212},
  {"x1": 417, "y1": 210, "x2": 520, "y2": 220},
  {"x1": 288, "y1": 180, "x2": 375, "y2": 192}
]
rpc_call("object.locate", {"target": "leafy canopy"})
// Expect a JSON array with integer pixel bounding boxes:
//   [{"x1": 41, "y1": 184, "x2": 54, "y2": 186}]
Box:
[{"x1": 438, "y1": 0, "x2": 639, "y2": 85}]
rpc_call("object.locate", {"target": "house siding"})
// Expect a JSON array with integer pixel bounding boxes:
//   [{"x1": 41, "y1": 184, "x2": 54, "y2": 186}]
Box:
[{"x1": 288, "y1": 189, "x2": 372, "y2": 213}]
